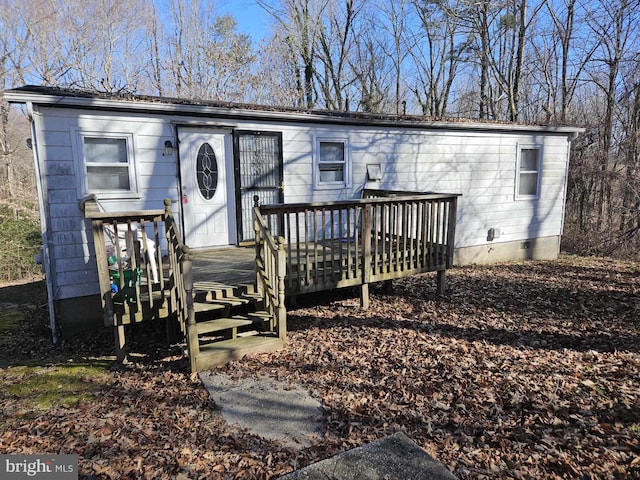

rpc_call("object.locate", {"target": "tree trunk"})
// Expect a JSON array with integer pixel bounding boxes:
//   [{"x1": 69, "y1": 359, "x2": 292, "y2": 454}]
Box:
[{"x1": 0, "y1": 101, "x2": 15, "y2": 200}]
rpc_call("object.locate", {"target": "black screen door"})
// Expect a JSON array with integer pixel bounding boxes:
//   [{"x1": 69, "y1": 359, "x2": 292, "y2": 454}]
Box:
[{"x1": 234, "y1": 131, "x2": 284, "y2": 243}]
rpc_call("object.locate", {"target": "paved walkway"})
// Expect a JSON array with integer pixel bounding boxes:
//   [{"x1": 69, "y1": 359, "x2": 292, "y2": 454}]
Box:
[
  {"x1": 199, "y1": 371, "x2": 324, "y2": 448},
  {"x1": 279, "y1": 432, "x2": 458, "y2": 480},
  {"x1": 200, "y1": 371, "x2": 458, "y2": 479}
]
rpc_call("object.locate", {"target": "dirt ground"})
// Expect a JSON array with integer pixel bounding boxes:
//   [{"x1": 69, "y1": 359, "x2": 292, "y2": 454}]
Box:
[{"x1": 0, "y1": 256, "x2": 638, "y2": 479}]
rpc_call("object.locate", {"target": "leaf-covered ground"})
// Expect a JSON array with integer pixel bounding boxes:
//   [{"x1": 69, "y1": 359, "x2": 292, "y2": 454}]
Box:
[{"x1": 1, "y1": 256, "x2": 639, "y2": 479}]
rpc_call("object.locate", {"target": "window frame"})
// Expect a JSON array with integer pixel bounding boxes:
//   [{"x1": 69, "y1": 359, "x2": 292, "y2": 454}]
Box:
[
  {"x1": 515, "y1": 144, "x2": 542, "y2": 200},
  {"x1": 74, "y1": 130, "x2": 138, "y2": 199},
  {"x1": 314, "y1": 136, "x2": 350, "y2": 189}
]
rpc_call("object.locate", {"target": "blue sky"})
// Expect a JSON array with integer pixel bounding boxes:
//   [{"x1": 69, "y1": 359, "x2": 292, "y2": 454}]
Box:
[{"x1": 219, "y1": 0, "x2": 272, "y2": 41}]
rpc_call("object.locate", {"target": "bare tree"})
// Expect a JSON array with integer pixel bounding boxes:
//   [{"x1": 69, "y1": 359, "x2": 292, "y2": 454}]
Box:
[
  {"x1": 0, "y1": 0, "x2": 28, "y2": 200},
  {"x1": 455, "y1": 0, "x2": 498, "y2": 119},
  {"x1": 258, "y1": 0, "x2": 328, "y2": 108},
  {"x1": 616, "y1": 77, "x2": 640, "y2": 254},
  {"x1": 248, "y1": 31, "x2": 301, "y2": 107},
  {"x1": 8, "y1": 0, "x2": 152, "y2": 91},
  {"x1": 146, "y1": 1, "x2": 164, "y2": 96},
  {"x1": 455, "y1": 0, "x2": 547, "y2": 121},
  {"x1": 164, "y1": 0, "x2": 254, "y2": 101},
  {"x1": 409, "y1": 0, "x2": 471, "y2": 117},
  {"x1": 374, "y1": 0, "x2": 411, "y2": 115},
  {"x1": 349, "y1": 11, "x2": 394, "y2": 113},
  {"x1": 563, "y1": 0, "x2": 640, "y2": 256},
  {"x1": 585, "y1": 0, "x2": 640, "y2": 229},
  {"x1": 314, "y1": 0, "x2": 362, "y2": 110}
]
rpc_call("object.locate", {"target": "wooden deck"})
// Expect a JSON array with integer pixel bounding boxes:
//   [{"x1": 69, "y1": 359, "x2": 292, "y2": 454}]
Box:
[
  {"x1": 84, "y1": 190, "x2": 459, "y2": 372},
  {"x1": 189, "y1": 238, "x2": 446, "y2": 295}
]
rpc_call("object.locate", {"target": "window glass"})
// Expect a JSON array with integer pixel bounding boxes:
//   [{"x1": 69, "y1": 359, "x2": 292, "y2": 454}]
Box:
[
  {"x1": 319, "y1": 164, "x2": 344, "y2": 182},
  {"x1": 317, "y1": 140, "x2": 346, "y2": 186},
  {"x1": 517, "y1": 147, "x2": 540, "y2": 198},
  {"x1": 520, "y1": 149, "x2": 538, "y2": 171},
  {"x1": 87, "y1": 166, "x2": 130, "y2": 190},
  {"x1": 196, "y1": 142, "x2": 218, "y2": 200},
  {"x1": 518, "y1": 172, "x2": 539, "y2": 196},
  {"x1": 84, "y1": 137, "x2": 127, "y2": 164},
  {"x1": 320, "y1": 142, "x2": 345, "y2": 163},
  {"x1": 82, "y1": 136, "x2": 133, "y2": 193}
]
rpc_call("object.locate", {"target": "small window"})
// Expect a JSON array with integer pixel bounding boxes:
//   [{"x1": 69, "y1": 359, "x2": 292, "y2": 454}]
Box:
[
  {"x1": 516, "y1": 147, "x2": 541, "y2": 198},
  {"x1": 77, "y1": 132, "x2": 136, "y2": 196},
  {"x1": 316, "y1": 139, "x2": 349, "y2": 188}
]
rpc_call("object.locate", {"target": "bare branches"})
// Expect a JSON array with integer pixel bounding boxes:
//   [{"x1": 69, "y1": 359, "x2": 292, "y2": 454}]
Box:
[{"x1": 1, "y1": 0, "x2": 640, "y2": 256}]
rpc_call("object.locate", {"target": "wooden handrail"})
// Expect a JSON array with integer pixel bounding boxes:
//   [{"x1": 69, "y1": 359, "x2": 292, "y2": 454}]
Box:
[
  {"x1": 253, "y1": 197, "x2": 287, "y2": 340},
  {"x1": 257, "y1": 192, "x2": 459, "y2": 300},
  {"x1": 259, "y1": 192, "x2": 460, "y2": 214},
  {"x1": 162, "y1": 199, "x2": 194, "y2": 340}
]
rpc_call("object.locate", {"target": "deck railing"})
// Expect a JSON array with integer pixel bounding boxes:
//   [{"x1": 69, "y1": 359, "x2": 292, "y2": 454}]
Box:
[
  {"x1": 162, "y1": 200, "x2": 199, "y2": 371},
  {"x1": 161, "y1": 200, "x2": 189, "y2": 333},
  {"x1": 84, "y1": 197, "x2": 200, "y2": 364},
  {"x1": 257, "y1": 190, "x2": 459, "y2": 303},
  {"x1": 253, "y1": 200, "x2": 287, "y2": 340},
  {"x1": 85, "y1": 191, "x2": 458, "y2": 363},
  {"x1": 83, "y1": 198, "x2": 168, "y2": 361}
]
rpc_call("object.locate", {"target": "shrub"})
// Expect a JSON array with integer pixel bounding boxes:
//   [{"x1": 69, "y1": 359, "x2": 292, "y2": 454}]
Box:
[{"x1": 0, "y1": 203, "x2": 42, "y2": 283}]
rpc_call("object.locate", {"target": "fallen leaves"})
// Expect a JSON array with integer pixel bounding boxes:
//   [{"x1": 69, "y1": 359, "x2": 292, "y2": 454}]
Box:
[
  {"x1": 1, "y1": 256, "x2": 639, "y2": 479},
  {"x1": 227, "y1": 256, "x2": 640, "y2": 479}
]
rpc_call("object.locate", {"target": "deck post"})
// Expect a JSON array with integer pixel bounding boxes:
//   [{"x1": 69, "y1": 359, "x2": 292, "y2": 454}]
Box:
[
  {"x1": 446, "y1": 197, "x2": 458, "y2": 268},
  {"x1": 89, "y1": 214, "x2": 127, "y2": 363},
  {"x1": 436, "y1": 269, "x2": 446, "y2": 296},
  {"x1": 276, "y1": 236, "x2": 287, "y2": 341},
  {"x1": 360, "y1": 204, "x2": 372, "y2": 309},
  {"x1": 113, "y1": 323, "x2": 127, "y2": 363},
  {"x1": 360, "y1": 283, "x2": 370, "y2": 309},
  {"x1": 91, "y1": 219, "x2": 115, "y2": 327},
  {"x1": 182, "y1": 245, "x2": 199, "y2": 372}
]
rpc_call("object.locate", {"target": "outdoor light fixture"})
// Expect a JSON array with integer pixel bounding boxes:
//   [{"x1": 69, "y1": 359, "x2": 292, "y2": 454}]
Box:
[
  {"x1": 163, "y1": 140, "x2": 175, "y2": 156},
  {"x1": 26, "y1": 138, "x2": 33, "y2": 149}
]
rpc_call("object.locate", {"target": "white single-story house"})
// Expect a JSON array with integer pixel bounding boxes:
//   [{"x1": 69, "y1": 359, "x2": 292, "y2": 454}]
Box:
[{"x1": 4, "y1": 86, "x2": 582, "y2": 336}]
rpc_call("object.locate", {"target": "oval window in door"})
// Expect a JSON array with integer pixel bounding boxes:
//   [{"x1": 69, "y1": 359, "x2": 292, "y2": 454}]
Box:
[{"x1": 196, "y1": 143, "x2": 218, "y2": 200}]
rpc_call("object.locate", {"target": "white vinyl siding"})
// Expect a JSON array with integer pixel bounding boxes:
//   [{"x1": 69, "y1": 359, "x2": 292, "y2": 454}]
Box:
[
  {"x1": 36, "y1": 109, "x2": 180, "y2": 301},
  {"x1": 32, "y1": 103, "x2": 572, "y2": 303},
  {"x1": 276, "y1": 127, "x2": 568, "y2": 246}
]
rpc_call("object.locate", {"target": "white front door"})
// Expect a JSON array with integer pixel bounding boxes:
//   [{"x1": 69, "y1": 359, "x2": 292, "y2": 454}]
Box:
[{"x1": 178, "y1": 128, "x2": 236, "y2": 249}]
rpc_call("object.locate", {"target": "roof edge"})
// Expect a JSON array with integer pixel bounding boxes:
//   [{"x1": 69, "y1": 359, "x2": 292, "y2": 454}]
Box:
[{"x1": 3, "y1": 86, "x2": 585, "y2": 136}]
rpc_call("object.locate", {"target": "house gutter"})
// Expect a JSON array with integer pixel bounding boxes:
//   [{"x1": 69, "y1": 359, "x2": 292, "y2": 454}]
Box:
[{"x1": 26, "y1": 102, "x2": 58, "y2": 345}]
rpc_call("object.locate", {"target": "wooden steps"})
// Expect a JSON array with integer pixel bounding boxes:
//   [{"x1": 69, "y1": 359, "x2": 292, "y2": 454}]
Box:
[
  {"x1": 194, "y1": 335, "x2": 283, "y2": 370},
  {"x1": 196, "y1": 313, "x2": 270, "y2": 336},
  {"x1": 186, "y1": 281, "x2": 279, "y2": 370},
  {"x1": 193, "y1": 302, "x2": 227, "y2": 314},
  {"x1": 196, "y1": 316, "x2": 256, "y2": 335}
]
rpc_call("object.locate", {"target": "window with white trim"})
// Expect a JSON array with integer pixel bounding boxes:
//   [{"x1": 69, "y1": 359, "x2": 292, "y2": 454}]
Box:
[
  {"x1": 315, "y1": 138, "x2": 349, "y2": 188},
  {"x1": 76, "y1": 132, "x2": 137, "y2": 197},
  {"x1": 516, "y1": 146, "x2": 541, "y2": 198}
]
